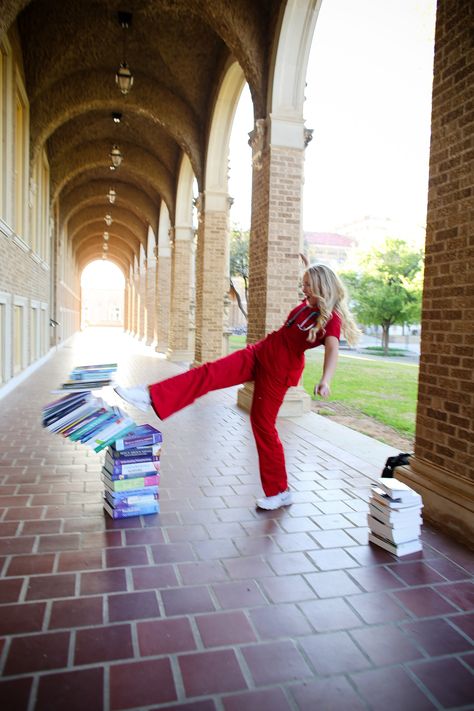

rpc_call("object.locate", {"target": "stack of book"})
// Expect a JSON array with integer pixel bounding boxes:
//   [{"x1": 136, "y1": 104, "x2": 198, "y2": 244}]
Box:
[
  {"x1": 59, "y1": 363, "x2": 117, "y2": 391},
  {"x1": 368, "y1": 478, "x2": 423, "y2": 556},
  {"x1": 101, "y1": 424, "x2": 163, "y2": 519},
  {"x1": 42, "y1": 390, "x2": 136, "y2": 453}
]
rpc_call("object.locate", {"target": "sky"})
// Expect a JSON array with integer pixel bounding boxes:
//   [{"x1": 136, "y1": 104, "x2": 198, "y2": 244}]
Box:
[{"x1": 229, "y1": 0, "x2": 437, "y2": 236}]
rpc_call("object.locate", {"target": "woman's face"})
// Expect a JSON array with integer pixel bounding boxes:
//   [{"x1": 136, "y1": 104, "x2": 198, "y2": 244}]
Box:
[{"x1": 302, "y1": 274, "x2": 320, "y2": 308}]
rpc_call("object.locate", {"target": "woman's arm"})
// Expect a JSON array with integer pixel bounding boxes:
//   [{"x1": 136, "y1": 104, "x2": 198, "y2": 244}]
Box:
[{"x1": 314, "y1": 336, "x2": 339, "y2": 398}]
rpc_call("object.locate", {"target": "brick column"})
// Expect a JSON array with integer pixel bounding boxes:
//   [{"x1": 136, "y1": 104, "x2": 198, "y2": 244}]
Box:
[
  {"x1": 396, "y1": 0, "x2": 474, "y2": 545},
  {"x1": 193, "y1": 191, "x2": 229, "y2": 365},
  {"x1": 237, "y1": 117, "x2": 311, "y2": 415},
  {"x1": 145, "y1": 253, "x2": 157, "y2": 346},
  {"x1": 155, "y1": 235, "x2": 171, "y2": 354},
  {"x1": 167, "y1": 225, "x2": 194, "y2": 362}
]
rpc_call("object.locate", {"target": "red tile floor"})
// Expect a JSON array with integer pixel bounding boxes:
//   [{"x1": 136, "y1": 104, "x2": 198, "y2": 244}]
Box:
[{"x1": 0, "y1": 328, "x2": 473, "y2": 711}]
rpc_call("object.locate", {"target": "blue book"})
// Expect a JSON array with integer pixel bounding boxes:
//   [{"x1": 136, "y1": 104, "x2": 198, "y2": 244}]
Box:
[
  {"x1": 115, "y1": 424, "x2": 163, "y2": 451},
  {"x1": 103, "y1": 499, "x2": 159, "y2": 519}
]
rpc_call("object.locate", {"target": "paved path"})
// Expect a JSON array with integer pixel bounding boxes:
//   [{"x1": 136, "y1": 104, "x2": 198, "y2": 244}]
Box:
[{"x1": 0, "y1": 328, "x2": 472, "y2": 710}]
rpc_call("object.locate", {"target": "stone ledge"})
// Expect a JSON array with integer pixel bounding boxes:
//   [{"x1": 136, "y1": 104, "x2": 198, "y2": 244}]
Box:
[{"x1": 396, "y1": 456, "x2": 474, "y2": 549}]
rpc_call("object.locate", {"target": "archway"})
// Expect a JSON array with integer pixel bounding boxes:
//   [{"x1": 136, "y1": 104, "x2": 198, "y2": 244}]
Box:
[{"x1": 81, "y1": 260, "x2": 125, "y2": 329}]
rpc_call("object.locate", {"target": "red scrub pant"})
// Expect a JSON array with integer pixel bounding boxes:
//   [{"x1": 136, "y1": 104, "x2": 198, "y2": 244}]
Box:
[{"x1": 148, "y1": 345, "x2": 289, "y2": 496}]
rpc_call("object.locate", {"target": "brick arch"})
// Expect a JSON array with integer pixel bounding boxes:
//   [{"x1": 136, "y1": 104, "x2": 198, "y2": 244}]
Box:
[
  {"x1": 59, "y1": 180, "x2": 159, "y2": 235},
  {"x1": 30, "y1": 72, "x2": 202, "y2": 183},
  {"x1": 78, "y1": 251, "x2": 129, "y2": 276},
  {"x1": 80, "y1": 258, "x2": 127, "y2": 283},
  {"x1": 51, "y1": 141, "x2": 174, "y2": 216},
  {"x1": 67, "y1": 207, "x2": 148, "y2": 248},
  {"x1": 72, "y1": 225, "x2": 141, "y2": 261}
]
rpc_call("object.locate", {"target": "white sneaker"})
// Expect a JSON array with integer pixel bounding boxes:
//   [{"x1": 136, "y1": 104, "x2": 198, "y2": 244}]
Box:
[
  {"x1": 114, "y1": 384, "x2": 151, "y2": 412},
  {"x1": 256, "y1": 489, "x2": 293, "y2": 510}
]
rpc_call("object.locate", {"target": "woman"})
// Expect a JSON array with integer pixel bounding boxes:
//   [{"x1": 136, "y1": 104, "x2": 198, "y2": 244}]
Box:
[{"x1": 115, "y1": 264, "x2": 359, "y2": 510}]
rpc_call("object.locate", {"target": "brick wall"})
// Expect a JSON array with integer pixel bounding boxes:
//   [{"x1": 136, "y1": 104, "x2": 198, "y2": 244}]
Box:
[
  {"x1": 415, "y1": 0, "x2": 473, "y2": 481},
  {"x1": 168, "y1": 238, "x2": 193, "y2": 356},
  {"x1": 156, "y1": 254, "x2": 171, "y2": 352}
]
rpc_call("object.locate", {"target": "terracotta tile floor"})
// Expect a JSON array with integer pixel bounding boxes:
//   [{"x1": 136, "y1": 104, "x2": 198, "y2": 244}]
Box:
[{"x1": 0, "y1": 328, "x2": 473, "y2": 710}]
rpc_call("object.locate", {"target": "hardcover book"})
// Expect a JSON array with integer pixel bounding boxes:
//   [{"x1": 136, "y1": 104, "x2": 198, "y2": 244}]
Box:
[
  {"x1": 101, "y1": 473, "x2": 159, "y2": 492},
  {"x1": 115, "y1": 424, "x2": 163, "y2": 451},
  {"x1": 103, "y1": 457, "x2": 161, "y2": 477},
  {"x1": 104, "y1": 488, "x2": 159, "y2": 507},
  {"x1": 103, "y1": 499, "x2": 159, "y2": 519}
]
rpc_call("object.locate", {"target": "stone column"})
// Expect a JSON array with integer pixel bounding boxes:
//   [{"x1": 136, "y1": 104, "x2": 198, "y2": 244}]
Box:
[
  {"x1": 237, "y1": 116, "x2": 311, "y2": 415},
  {"x1": 193, "y1": 191, "x2": 229, "y2": 366},
  {"x1": 396, "y1": 0, "x2": 474, "y2": 545}
]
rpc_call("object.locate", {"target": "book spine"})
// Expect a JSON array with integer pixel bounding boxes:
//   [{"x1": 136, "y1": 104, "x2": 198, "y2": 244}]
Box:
[
  {"x1": 94, "y1": 421, "x2": 137, "y2": 452},
  {"x1": 104, "y1": 458, "x2": 160, "y2": 476},
  {"x1": 103, "y1": 502, "x2": 159, "y2": 519},
  {"x1": 108, "y1": 444, "x2": 162, "y2": 459},
  {"x1": 115, "y1": 434, "x2": 162, "y2": 451},
  {"x1": 101, "y1": 475, "x2": 159, "y2": 491}
]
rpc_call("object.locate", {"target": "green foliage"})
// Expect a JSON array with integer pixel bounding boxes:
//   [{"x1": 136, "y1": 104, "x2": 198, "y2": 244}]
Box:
[
  {"x1": 229, "y1": 228, "x2": 250, "y2": 319},
  {"x1": 342, "y1": 238, "x2": 423, "y2": 353}
]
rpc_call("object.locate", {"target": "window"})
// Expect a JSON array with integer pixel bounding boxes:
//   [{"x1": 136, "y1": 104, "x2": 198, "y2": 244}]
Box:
[
  {"x1": 13, "y1": 296, "x2": 27, "y2": 375},
  {"x1": 30, "y1": 301, "x2": 39, "y2": 363},
  {"x1": 14, "y1": 72, "x2": 28, "y2": 240},
  {"x1": 0, "y1": 292, "x2": 11, "y2": 384}
]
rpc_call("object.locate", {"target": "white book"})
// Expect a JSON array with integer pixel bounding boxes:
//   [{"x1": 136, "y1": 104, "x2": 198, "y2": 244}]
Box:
[
  {"x1": 369, "y1": 501, "x2": 423, "y2": 526},
  {"x1": 47, "y1": 397, "x2": 96, "y2": 432},
  {"x1": 376, "y1": 478, "x2": 422, "y2": 504},
  {"x1": 371, "y1": 487, "x2": 423, "y2": 511},
  {"x1": 369, "y1": 531, "x2": 422, "y2": 557},
  {"x1": 367, "y1": 514, "x2": 422, "y2": 544}
]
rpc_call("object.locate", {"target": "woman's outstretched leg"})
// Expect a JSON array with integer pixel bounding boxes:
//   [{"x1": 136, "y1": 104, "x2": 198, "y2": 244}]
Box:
[{"x1": 116, "y1": 345, "x2": 257, "y2": 419}]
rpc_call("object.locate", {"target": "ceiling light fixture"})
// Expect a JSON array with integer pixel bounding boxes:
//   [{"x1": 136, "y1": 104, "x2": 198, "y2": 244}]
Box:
[
  {"x1": 107, "y1": 188, "x2": 117, "y2": 204},
  {"x1": 112, "y1": 112, "x2": 122, "y2": 123},
  {"x1": 103, "y1": 231, "x2": 109, "y2": 241},
  {"x1": 103, "y1": 243, "x2": 109, "y2": 251},
  {"x1": 115, "y1": 12, "x2": 134, "y2": 95},
  {"x1": 109, "y1": 145, "x2": 123, "y2": 168},
  {"x1": 104, "y1": 214, "x2": 113, "y2": 226}
]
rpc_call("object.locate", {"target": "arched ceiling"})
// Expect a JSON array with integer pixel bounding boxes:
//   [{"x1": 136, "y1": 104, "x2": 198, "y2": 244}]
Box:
[{"x1": 3, "y1": 0, "x2": 284, "y2": 275}]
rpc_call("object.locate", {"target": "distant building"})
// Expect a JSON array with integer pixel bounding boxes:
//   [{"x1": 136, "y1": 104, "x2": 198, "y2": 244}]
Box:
[
  {"x1": 334, "y1": 215, "x2": 426, "y2": 252},
  {"x1": 303, "y1": 232, "x2": 357, "y2": 270}
]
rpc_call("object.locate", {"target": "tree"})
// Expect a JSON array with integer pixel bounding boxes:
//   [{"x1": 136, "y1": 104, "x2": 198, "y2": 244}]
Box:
[
  {"x1": 342, "y1": 238, "x2": 423, "y2": 354},
  {"x1": 229, "y1": 227, "x2": 249, "y2": 319}
]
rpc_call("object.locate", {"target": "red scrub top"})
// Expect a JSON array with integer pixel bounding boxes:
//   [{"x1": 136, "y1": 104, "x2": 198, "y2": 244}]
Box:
[{"x1": 254, "y1": 301, "x2": 342, "y2": 387}]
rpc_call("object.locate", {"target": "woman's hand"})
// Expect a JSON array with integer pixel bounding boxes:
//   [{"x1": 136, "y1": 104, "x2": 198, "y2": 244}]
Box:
[{"x1": 315, "y1": 381, "x2": 330, "y2": 398}]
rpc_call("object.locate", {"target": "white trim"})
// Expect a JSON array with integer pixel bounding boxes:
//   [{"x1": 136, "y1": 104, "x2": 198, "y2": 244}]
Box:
[
  {"x1": 12, "y1": 294, "x2": 28, "y2": 374},
  {"x1": 0, "y1": 346, "x2": 54, "y2": 402},
  {"x1": 0, "y1": 291, "x2": 12, "y2": 383}
]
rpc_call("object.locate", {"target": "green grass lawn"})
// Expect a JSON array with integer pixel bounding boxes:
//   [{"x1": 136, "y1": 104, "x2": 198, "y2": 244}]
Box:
[
  {"x1": 303, "y1": 351, "x2": 418, "y2": 436},
  {"x1": 228, "y1": 335, "x2": 418, "y2": 437}
]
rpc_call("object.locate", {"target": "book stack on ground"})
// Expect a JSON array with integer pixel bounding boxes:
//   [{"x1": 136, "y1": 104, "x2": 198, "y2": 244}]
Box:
[
  {"x1": 368, "y1": 478, "x2": 423, "y2": 556},
  {"x1": 42, "y1": 390, "x2": 136, "y2": 453},
  {"x1": 101, "y1": 424, "x2": 163, "y2": 519},
  {"x1": 59, "y1": 362, "x2": 118, "y2": 391}
]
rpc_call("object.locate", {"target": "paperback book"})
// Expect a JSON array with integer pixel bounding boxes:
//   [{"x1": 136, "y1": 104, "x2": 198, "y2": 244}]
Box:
[
  {"x1": 368, "y1": 477, "x2": 423, "y2": 557},
  {"x1": 102, "y1": 473, "x2": 159, "y2": 492}
]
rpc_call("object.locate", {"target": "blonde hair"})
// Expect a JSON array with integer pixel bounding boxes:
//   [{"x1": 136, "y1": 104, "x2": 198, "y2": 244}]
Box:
[{"x1": 304, "y1": 263, "x2": 360, "y2": 346}]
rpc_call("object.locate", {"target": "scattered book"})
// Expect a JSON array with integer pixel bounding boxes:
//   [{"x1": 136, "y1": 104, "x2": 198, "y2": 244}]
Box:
[
  {"x1": 57, "y1": 363, "x2": 118, "y2": 391},
  {"x1": 367, "y1": 477, "x2": 423, "y2": 557},
  {"x1": 42, "y1": 381, "x2": 163, "y2": 521}
]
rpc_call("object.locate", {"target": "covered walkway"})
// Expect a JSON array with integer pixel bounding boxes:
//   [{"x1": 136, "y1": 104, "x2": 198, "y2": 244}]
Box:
[{"x1": 0, "y1": 330, "x2": 473, "y2": 710}]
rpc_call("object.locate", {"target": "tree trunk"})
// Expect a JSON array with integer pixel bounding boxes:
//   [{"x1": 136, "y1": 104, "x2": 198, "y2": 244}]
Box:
[
  {"x1": 229, "y1": 279, "x2": 247, "y2": 319},
  {"x1": 382, "y1": 324, "x2": 390, "y2": 355}
]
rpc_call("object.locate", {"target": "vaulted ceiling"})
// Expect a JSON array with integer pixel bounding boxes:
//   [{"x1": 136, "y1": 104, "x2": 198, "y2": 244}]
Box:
[{"x1": 2, "y1": 0, "x2": 284, "y2": 273}]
